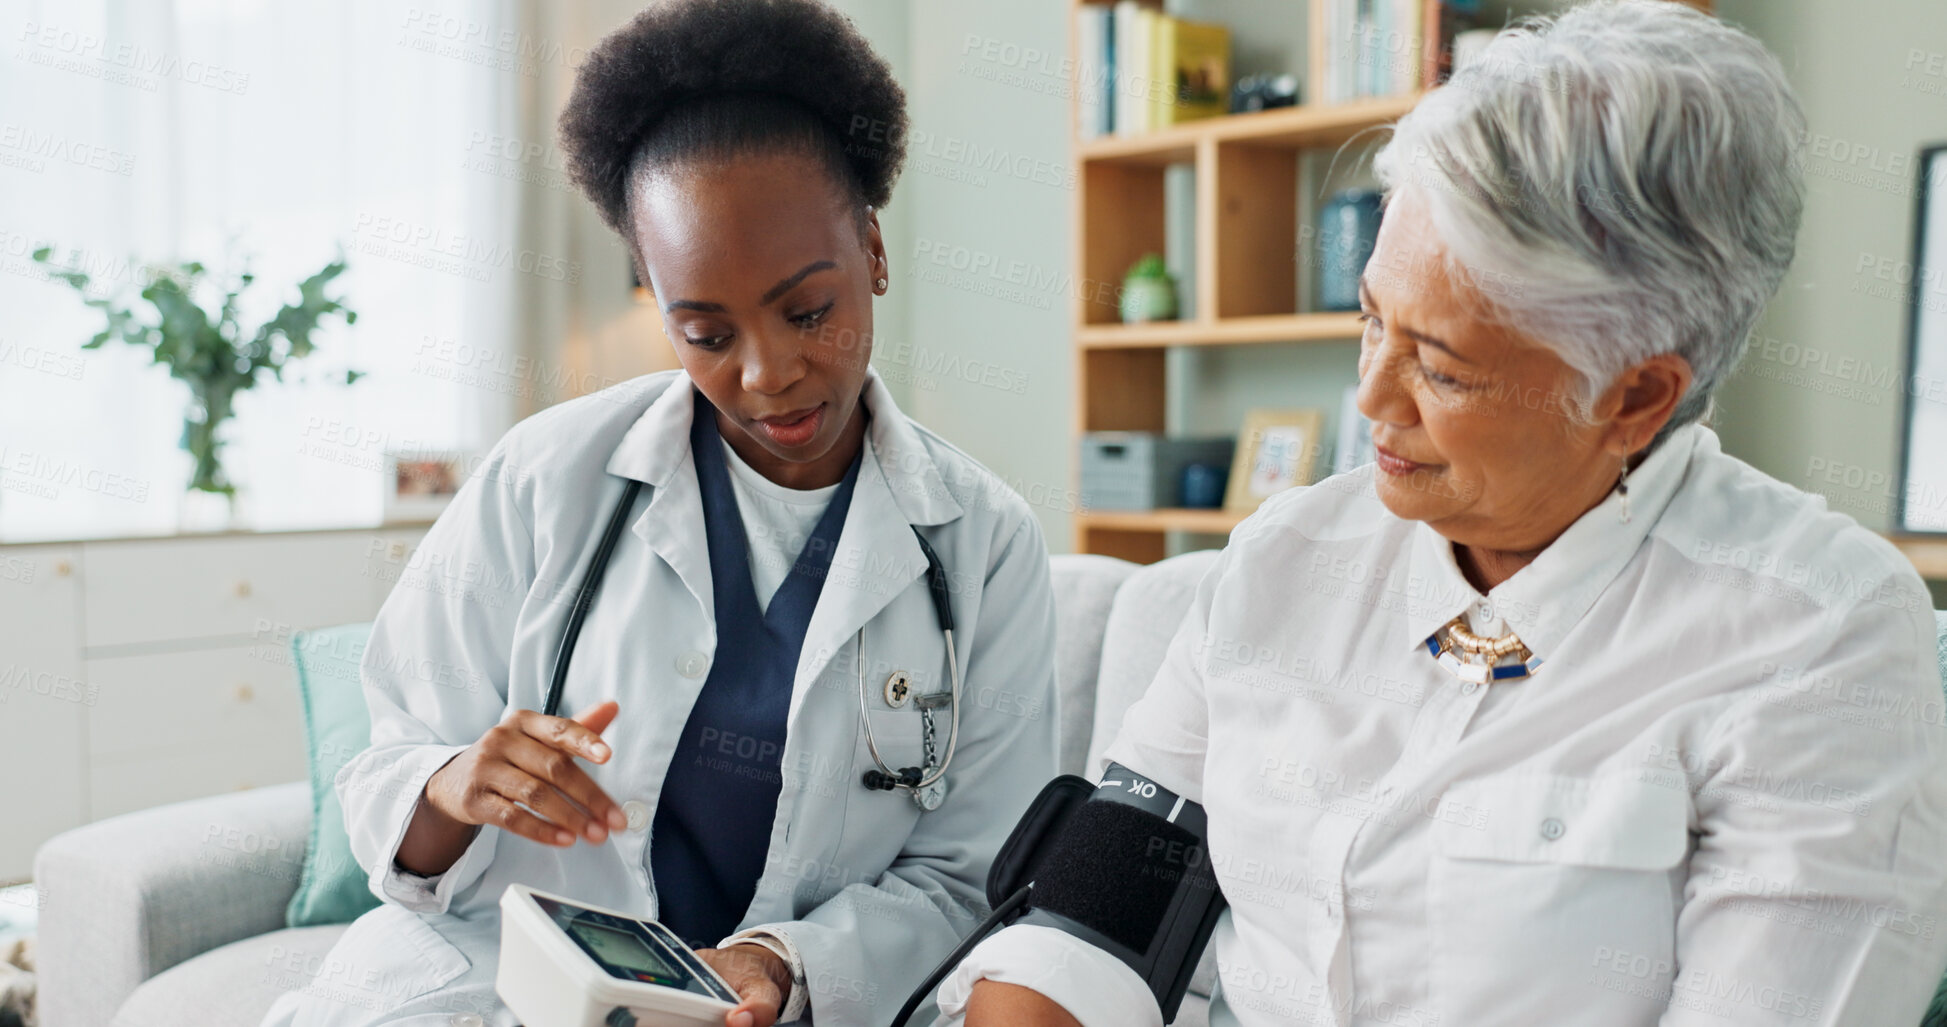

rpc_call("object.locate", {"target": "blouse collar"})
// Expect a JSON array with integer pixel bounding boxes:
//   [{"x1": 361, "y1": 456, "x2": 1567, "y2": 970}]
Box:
[{"x1": 1400, "y1": 422, "x2": 1707, "y2": 660}]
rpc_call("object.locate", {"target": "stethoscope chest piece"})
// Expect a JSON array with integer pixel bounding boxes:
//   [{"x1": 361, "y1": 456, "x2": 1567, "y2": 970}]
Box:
[
  {"x1": 884, "y1": 670, "x2": 914, "y2": 709},
  {"x1": 913, "y1": 778, "x2": 946, "y2": 812}
]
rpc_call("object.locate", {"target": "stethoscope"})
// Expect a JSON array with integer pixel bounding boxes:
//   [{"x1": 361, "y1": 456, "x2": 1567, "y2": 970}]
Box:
[{"x1": 542, "y1": 475, "x2": 965, "y2": 813}]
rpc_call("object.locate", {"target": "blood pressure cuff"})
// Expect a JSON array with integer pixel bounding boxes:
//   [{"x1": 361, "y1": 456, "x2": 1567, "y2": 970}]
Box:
[{"x1": 995, "y1": 763, "x2": 1227, "y2": 1022}]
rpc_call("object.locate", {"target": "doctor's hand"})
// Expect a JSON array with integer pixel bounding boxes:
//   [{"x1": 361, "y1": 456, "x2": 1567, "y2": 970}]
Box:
[
  {"x1": 406, "y1": 701, "x2": 628, "y2": 868},
  {"x1": 694, "y1": 944, "x2": 791, "y2": 1027}
]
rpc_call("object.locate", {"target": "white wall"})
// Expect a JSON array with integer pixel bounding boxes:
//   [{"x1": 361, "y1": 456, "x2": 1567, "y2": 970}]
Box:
[
  {"x1": 897, "y1": 0, "x2": 1077, "y2": 545},
  {"x1": 1711, "y1": 0, "x2": 1947, "y2": 535}
]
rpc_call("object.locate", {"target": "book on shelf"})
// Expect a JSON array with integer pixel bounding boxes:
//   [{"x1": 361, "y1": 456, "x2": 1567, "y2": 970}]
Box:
[
  {"x1": 1320, "y1": 0, "x2": 1479, "y2": 104},
  {"x1": 1151, "y1": 15, "x2": 1230, "y2": 128},
  {"x1": 1076, "y1": 4, "x2": 1111, "y2": 139},
  {"x1": 1087, "y1": 2, "x2": 1231, "y2": 138}
]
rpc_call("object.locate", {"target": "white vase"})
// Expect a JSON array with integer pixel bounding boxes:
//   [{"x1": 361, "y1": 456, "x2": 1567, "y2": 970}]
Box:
[{"x1": 176, "y1": 487, "x2": 239, "y2": 533}]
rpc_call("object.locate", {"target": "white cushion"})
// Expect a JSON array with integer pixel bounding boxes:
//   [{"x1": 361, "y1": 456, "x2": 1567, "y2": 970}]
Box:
[
  {"x1": 1048, "y1": 554, "x2": 1140, "y2": 777},
  {"x1": 1086, "y1": 550, "x2": 1221, "y2": 776},
  {"x1": 112, "y1": 925, "x2": 346, "y2": 1027}
]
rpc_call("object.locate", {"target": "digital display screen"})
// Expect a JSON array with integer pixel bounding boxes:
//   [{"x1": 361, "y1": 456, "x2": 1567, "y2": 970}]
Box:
[
  {"x1": 531, "y1": 894, "x2": 735, "y2": 1000},
  {"x1": 569, "y1": 920, "x2": 682, "y2": 983}
]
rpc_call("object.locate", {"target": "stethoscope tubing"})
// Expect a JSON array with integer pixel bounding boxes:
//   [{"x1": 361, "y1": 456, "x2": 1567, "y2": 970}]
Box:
[
  {"x1": 545, "y1": 474, "x2": 961, "y2": 802},
  {"x1": 855, "y1": 625, "x2": 963, "y2": 792},
  {"x1": 544, "y1": 477, "x2": 644, "y2": 719}
]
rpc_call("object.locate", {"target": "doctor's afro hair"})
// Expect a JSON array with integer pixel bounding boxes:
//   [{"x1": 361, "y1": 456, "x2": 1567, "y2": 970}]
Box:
[{"x1": 558, "y1": 0, "x2": 908, "y2": 239}]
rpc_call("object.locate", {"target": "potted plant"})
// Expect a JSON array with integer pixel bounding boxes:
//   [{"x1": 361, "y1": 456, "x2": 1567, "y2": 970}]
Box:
[
  {"x1": 32, "y1": 248, "x2": 362, "y2": 527},
  {"x1": 1119, "y1": 253, "x2": 1179, "y2": 323}
]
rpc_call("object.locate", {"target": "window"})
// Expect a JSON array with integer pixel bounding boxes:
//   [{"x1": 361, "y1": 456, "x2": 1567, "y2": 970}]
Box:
[{"x1": 1, "y1": 0, "x2": 531, "y2": 539}]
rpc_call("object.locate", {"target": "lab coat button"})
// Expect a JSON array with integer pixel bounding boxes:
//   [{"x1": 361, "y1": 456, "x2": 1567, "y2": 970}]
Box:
[
  {"x1": 449, "y1": 1015, "x2": 483, "y2": 1027},
  {"x1": 675, "y1": 651, "x2": 710, "y2": 679},
  {"x1": 624, "y1": 799, "x2": 649, "y2": 832},
  {"x1": 1539, "y1": 816, "x2": 1565, "y2": 841}
]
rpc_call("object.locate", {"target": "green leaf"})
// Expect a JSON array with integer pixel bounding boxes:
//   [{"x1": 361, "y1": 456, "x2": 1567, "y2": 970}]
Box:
[{"x1": 36, "y1": 244, "x2": 360, "y2": 495}]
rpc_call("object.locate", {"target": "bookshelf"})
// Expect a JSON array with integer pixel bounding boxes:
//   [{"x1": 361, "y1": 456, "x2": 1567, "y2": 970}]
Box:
[
  {"x1": 1067, "y1": 0, "x2": 1712, "y2": 564},
  {"x1": 1892, "y1": 536, "x2": 1947, "y2": 582}
]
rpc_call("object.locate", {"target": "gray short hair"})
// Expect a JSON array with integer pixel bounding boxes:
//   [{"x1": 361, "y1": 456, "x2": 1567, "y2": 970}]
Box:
[{"x1": 1371, "y1": 0, "x2": 1806, "y2": 446}]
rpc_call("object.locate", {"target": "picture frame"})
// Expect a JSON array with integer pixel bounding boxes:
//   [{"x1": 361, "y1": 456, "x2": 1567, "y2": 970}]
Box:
[
  {"x1": 382, "y1": 449, "x2": 471, "y2": 522},
  {"x1": 1895, "y1": 144, "x2": 1947, "y2": 534},
  {"x1": 1226, "y1": 408, "x2": 1326, "y2": 513}
]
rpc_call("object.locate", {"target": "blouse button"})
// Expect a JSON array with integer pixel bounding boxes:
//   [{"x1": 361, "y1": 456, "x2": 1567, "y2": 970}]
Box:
[
  {"x1": 675, "y1": 651, "x2": 711, "y2": 679},
  {"x1": 1539, "y1": 816, "x2": 1566, "y2": 841},
  {"x1": 623, "y1": 799, "x2": 650, "y2": 833},
  {"x1": 1460, "y1": 679, "x2": 1480, "y2": 696}
]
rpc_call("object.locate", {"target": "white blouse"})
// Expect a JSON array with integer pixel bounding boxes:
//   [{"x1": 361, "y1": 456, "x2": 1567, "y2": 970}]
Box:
[{"x1": 941, "y1": 424, "x2": 1947, "y2": 1027}]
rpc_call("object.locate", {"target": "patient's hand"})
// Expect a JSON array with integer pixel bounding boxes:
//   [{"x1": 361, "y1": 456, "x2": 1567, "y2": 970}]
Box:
[
  {"x1": 697, "y1": 943, "x2": 791, "y2": 1027},
  {"x1": 965, "y1": 980, "x2": 1083, "y2": 1027}
]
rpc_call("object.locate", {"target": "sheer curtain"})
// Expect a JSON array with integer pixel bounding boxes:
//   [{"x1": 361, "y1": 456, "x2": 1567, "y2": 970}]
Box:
[{"x1": 0, "y1": 0, "x2": 530, "y2": 540}]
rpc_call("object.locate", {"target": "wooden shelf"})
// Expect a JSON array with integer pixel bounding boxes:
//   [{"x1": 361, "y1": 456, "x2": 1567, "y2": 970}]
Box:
[
  {"x1": 1080, "y1": 312, "x2": 1364, "y2": 349},
  {"x1": 1891, "y1": 535, "x2": 1947, "y2": 581},
  {"x1": 1068, "y1": 5, "x2": 1426, "y2": 561},
  {"x1": 1078, "y1": 94, "x2": 1423, "y2": 166},
  {"x1": 1077, "y1": 508, "x2": 1248, "y2": 534}
]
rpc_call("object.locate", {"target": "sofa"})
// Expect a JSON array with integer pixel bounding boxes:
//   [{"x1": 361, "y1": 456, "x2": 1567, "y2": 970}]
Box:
[
  {"x1": 33, "y1": 551, "x2": 1221, "y2": 1027},
  {"x1": 34, "y1": 552, "x2": 1947, "y2": 1027}
]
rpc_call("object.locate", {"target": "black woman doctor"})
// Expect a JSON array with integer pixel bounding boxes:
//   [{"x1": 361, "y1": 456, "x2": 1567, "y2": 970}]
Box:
[{"x1": 262, "y1": 2, "x2": 1061, "y2": 1026}]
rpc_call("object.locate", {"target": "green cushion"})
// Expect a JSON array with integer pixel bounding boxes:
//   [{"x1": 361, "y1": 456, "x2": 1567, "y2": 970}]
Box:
[{"x1": 284, "y1": 622, "x2": 383, "y2": 928}]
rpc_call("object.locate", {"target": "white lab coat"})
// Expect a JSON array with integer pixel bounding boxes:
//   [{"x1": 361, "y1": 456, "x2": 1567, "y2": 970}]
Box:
[{"x1": 265, "y1": 369, "x2": 1060, "y2": 1027}]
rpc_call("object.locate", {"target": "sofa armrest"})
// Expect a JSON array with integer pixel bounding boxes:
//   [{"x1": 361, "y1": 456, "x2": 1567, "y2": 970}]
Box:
[{"x1": 34, "y1": 780, "x2": 312, "y2": 1027}]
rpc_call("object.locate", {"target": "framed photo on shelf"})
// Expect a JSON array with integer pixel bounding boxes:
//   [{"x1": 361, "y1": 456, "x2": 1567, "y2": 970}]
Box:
[
  {"x1": 1896, "y1": 144, "x2": 1947, "y2": 534},
  {"x1": 383, "y1": 450, "x2": 471, "y2": 522},
  {"x1": 1226, "y1": 408, "x2": 1326, "y2": 514}
]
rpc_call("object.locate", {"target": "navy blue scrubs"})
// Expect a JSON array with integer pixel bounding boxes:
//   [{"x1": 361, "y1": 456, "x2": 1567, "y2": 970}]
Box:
[{"x1": 649, "y1": 393, "x2": 863, "y2": 947}]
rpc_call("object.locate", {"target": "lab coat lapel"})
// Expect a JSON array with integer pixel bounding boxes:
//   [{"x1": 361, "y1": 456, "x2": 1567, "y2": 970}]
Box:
[
  {"x1": 635, "y1": 462, "x2": 712, "y2": 623},
  {"x1": 789, "y1": 370, "x2": 965, "y2": 721},
  {"x1": 791, "y1": 446, "x2": 925, "y2": 724},
  {"x1": 605, "y1": 375, "x2": 713, "y2": 623}
]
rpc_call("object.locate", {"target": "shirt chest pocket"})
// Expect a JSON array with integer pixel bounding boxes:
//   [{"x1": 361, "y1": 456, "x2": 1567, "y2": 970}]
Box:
[{"x1": 1426, "y1": 773, "x2": 1693, "y2": 1027}]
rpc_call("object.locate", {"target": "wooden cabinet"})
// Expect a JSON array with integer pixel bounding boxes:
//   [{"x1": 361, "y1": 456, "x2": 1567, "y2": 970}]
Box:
[
  {"x1": 0, "y1": 546, "x2": 85, "y2": 881},
  {"x1": 0, "y1": 524, "x2": 428, "y2": 881}
]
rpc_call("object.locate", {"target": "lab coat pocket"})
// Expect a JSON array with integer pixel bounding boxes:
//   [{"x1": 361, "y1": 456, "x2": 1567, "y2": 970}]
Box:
[
  {"x1": 1427, "y1": 773, "x2": 1691, "y2": 1027},
  {"x1": 322, "y1": 903, "x2": 473, "y2": 1011}
]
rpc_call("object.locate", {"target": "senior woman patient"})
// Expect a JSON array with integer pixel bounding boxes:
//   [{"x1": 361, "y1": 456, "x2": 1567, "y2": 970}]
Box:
[{"x1": 938, "y1": 2, "x2": 1947, "y2": 1025}]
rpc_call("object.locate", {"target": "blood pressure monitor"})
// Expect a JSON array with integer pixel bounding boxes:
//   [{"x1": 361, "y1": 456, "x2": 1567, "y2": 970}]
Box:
[{"x1": 497, "y1": 884, "x2": 739, "y2": 1027}]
